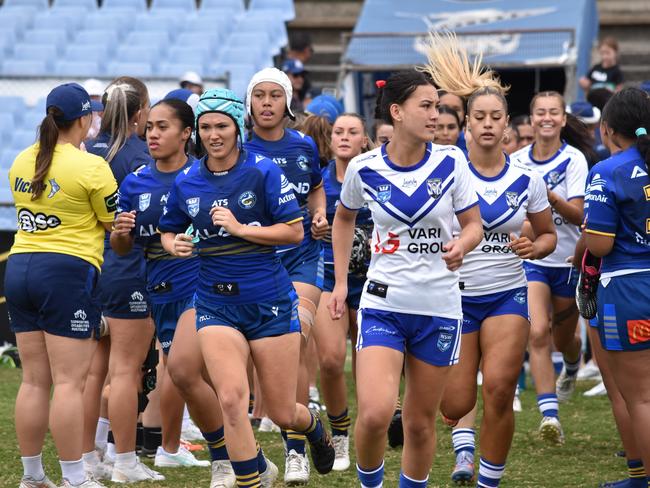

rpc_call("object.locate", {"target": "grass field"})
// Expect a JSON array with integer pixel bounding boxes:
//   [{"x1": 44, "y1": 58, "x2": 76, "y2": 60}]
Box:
[{"x1": 0, "y1": 367, "x2": 629, "y2": 488}]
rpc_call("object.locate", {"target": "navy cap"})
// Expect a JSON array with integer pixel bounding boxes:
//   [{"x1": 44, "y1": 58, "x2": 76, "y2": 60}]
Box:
[
  {"x1": 90, "y1": 100, "x2": 104, "y2": 112},
  {"x1": 306, "y1": 94, "x2": 343, "y2": 124},
  {"x1": 282, "y1": 59, "x2": 306, "y2": 75},
  {"x1": 567, "y1": 101, "x2": 600, "y2": 124},
  {"x1": 46, "y1": 83, "x2": 92, "y2": 121},
  {"x1": 640, "y1": 80, "x2": 650, "y2": 93}
]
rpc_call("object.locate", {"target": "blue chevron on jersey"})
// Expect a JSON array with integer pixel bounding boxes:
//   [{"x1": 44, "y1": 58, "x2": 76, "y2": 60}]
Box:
[
  {"x1": 542, "y1": 157, "x2": 570, "y2": 189},
  {"x1": 476, "y1": 173, "x2": 531, "y2": 231}
]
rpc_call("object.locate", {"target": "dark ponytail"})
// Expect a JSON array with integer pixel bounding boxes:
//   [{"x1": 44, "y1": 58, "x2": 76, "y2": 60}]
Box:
[
  {"x1": 32, "y1": 107, "x2": 73, "y2": 200},
  {"x1": 561, "y1": 113, "x2": 598, "y2": 166},
  {"x1": 374, "y1": 70, "x2": 434, "y2": 124},
  {"x1": 601, "y1": 87, "x2": 650, "y2": 173}
]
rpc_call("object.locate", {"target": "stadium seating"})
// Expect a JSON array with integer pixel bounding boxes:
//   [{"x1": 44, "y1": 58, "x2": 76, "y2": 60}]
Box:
[
  {"x1": 200, "y1": 0, "x2": 245, "y2": 13},
  {"x1": 151, "y1": 0, "x2": 196, "y2": 10},
  {"x1": 3, "y1": 0, "x2": 48, "y2": 8},
  {"x1": 2, "y1": 60, "x2": 48, "y2": 76},
  {"x1": 249, "y1": 0, "x2": 295, "y2": 21},
  {"x1": 55, "y1": 60, "x2": 102, "y2": 77},
  {"x1": 52, "y1": 0, "x2": 99, "y2": 10},
  {"x1": 11, "y1": 130, "x2": 38, "y2": 151},
  {"x1": 102, "y1": 0, "x2": 147, "y2": 11},
  {"x1": 106, "y1": 61, "x2": 153, "y2": 78},
  {"x1": 22, "y1": 30, "x2": 69, "y2": 51}
]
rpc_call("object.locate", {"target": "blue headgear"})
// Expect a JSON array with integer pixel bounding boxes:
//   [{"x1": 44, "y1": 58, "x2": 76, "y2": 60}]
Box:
[{"x1": 195, "y1": 88, "x2": 246, "y2": 142}]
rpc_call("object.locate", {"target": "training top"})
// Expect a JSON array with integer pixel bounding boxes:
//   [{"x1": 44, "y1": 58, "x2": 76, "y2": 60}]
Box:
[
  {"x1": 340, "y1": 143, "x2": 478, "y2": 318},
  {"x1": 584, "y1": 146, "x2": 650, "y2": 277},
  {"x1": 245, "y1": 128, "x2": 322, "y2": 250},
  {"x1": 158, "y1": 150, "x2": 303, "y2": 306},
  {"x1": 322, "y1": 160, "x2": 372, "y2": 265},
  {"x1": 117, "y1": 159, "x2": 199, "y2": 304},
  {"x1": 9, "y1": 143, "x2": 117, "y2": 269},
  {"x1": 455, "y1": 157, "x2": 550, "y2": 295},
  {"x1": 511, "y1": 142, "x2": 588, "y2": 267}
]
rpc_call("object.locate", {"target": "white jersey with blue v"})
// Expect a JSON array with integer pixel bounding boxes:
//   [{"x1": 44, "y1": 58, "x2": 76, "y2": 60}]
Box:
[
  {"x1": 339, "y1": 143, "x2": 478, "y2": 318},
  {"x1": 454, "y1": 157, "x2": 549, "y2": 295},
  {"x1": 511, "y1": 142, "x2": 588, "y2": 266}
]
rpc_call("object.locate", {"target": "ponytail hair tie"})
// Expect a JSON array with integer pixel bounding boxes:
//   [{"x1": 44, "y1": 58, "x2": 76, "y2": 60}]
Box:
[
  {"x1": 375, "y1": 80, "x2": 386, "y2": 89},
  {"x1": 635, "y1": 127, "x2": 647, "y2": 137}
]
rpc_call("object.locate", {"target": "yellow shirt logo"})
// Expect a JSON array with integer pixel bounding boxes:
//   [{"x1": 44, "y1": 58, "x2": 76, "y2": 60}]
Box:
[{"x1": 645, "y1": 184, "x2": 650, "y2": 201}]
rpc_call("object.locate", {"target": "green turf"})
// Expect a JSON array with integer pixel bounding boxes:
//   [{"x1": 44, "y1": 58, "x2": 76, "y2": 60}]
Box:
[{"x1": 0, "y1": 367, "x2": 628, "y2": 487}]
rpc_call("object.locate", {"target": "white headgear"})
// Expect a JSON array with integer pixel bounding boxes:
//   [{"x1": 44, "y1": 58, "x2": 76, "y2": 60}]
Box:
[{"x1": 246, "y1": 67, "x2": 295, "y2": 120}]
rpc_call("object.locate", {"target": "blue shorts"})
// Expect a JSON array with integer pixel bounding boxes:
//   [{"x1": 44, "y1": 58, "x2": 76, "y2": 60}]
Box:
[
  {"x1": 280, "y1": 240, "x2": 324, "y2": 289},
  {"x1": 461, "y1": 287, "x2": 529, "y2": 334},
  {"x1": 194, "y1": 289, "x2": 300, "y2": 341},
  {"x1": 5, "y1": 253, "x2": 101, "y2": 339},
  {"x1": 596, "y1": 271, "x2": 650, "y2": 352},
  {"x1": 152, "y1": 296, "x2": 195, "y2": 355},
  {"x1": 96, "y1": 247, "x2": 150, "y2": 319},
  {"x1": 323, "y1": 264, "x2": 364, "y2": 310},
  {"x1": 356, "y1": 308, "x2": 461, "y2": 366},
  {"x1": 523, "y1": 262, "x2": 578, "y2": 298}
]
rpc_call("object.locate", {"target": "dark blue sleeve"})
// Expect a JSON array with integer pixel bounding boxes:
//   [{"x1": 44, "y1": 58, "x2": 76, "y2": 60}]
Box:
[
  {"x1": 116, "y1": 176, "x2": 134, "y2": 213},
  {"x1": 158, "y1": 179, "x2": 191, "y2": 233},
  {"x1": 308, "y1": 137, "x2": 323, "y2": 189},
  {"x1": 264, "y1": 163, "x2": 303, "y2": 224}
]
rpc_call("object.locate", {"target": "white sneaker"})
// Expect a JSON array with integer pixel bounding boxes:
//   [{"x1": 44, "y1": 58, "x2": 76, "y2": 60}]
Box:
[
  {"x1": 84, "y1": 460, "x2": 112, "y2": 481},
  {"x1": 539, "y1": 416, "x2": 565, "y2": 445},
  {"x1": 556, "y1": 368, "x2": 577, "y2": 402},
  {"x1": 154, "y1": 445, "x2": 210, "y2": 468},
  {"x1": 283, "y1": 449, "x2": 310, "y2": 485},
  {"x1": 584, "y1": 380, "x2": 607, "y2": 397},
  {"x1": 577, "y1": 360, "x2": 601, "y2": 381},
  {"x1": 209, "y1": 460, "x2": 236, "y2": 488},
  {"x1": 111, "y1": 459, "x2": 165, "y2": 483},
  {"x1": 260, "y1": 457, "x2": 278, "y2": 488},
  {"x1": 181, "y1": 419, "x2": 204, "y2": 442},
  {"x1": 331, "y1": 435, "x2": 350, "y2": 471},
  {"x1": 20, "y1": 476, "x2": 57, "y2": 488},
  {"x1": 512, "y1": 387, "x2": 522, "y2": 413},
  {"x1": 258, "y1": 416, "x2": 280, "y2": 433},
  {"x1": 59, "y1": 478, "x2": 107, "y2": 488}
]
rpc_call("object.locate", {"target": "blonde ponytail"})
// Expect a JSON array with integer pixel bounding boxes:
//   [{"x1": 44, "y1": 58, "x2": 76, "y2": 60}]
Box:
[{"x1": 419, "y1": 31, "x2": 509, "y2": 101}]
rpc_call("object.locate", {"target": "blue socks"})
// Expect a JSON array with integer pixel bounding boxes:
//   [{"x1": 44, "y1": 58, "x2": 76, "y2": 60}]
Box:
[
  {"x1": 452, "y1": 428, "x2": 476, "y2": 456},
  {"x1": 564, "y1": 353, "x2": 581, "y2": 377},
  {"x1": 357, "y1": 461, "x2": 384, "y2": 488},
  {"x1": 202, "y1": 427, "x2": 229, "y2": 461},
  {"x1": 231, "y1": 457, "x2": 260, "y2": 488},
  {"x1": 399, "y1": 471, "x2": 427, "y2": 487},
  {"x1": 477, "y1": 457, "x2": 505, "y2": 488},
  {"x1": 282, "y1": 430, "x2": 306, "y2": 455},
  {"x1": 537, "y1": 393, "x2": 559, "y2": 418}
]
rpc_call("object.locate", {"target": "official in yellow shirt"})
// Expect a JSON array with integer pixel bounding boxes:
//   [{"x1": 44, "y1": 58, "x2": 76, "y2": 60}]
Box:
[{"x1": 5, "y1": 83, "x2": 117, "y2": 488}]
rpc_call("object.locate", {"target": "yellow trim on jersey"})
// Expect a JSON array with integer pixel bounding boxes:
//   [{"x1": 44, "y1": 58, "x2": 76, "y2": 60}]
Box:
[
  {"x1": 284, "y1": 217, "x2": 304, "y2": 225},
  {"x1": 312, "y1": 181, "x2": 323, "y2": 191},
  {"x1": 644, "y1": 184, "x2": 650, "y2": 200},
  {"x1": 585, "y1": 228, "x2": 616, "y2": 237}
]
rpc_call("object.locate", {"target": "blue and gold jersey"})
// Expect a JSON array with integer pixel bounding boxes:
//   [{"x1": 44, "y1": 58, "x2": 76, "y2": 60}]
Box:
[
  {"x1": 158, "y1": 150, "x2": 303, "y2": 305},
  {"x1": 322, "y1": 160, "x2": 372, "y2": 264},
  {"x1": 117, "y1": 159, "x2": 199, "y2": 304},
  {"x1": 245, "y1": 128, "x2": 322, "y2": 249},
  {"x1": 584, "y1": 146, "x2": 650, "y2": 275}
]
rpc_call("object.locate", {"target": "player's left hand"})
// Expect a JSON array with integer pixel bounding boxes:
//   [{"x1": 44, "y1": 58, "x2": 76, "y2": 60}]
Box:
[
  {"x1": 509, "y1": 233, "x2": 536, "y2": 260},
  {"x1": 311, "y1": 212, "x2": 329, "y2": 239},
  {"x1": 442, "y1": 239, "x2": 465, "y2": 271},
  {"x1": 210, "y1": 206, "x2": 243, "y2": 236}
]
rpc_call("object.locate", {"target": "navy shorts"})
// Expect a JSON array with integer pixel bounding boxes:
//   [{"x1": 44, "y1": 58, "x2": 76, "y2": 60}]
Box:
[
  {"x1": 356, "y1": 308, "x2": 461, "y2": 366},
  {"x1": 152, "y1": 296, "x2": 195, "y2": 355},
  {"x1": 280, "y1": 240, "x2": 324, "y2": 289},
  {"x1": 461, "y1": 287, "x2": 529, "y2": 334},
  {"x1": 194, "y1": 289, "x2": 300, "y2": 341},
  {"x1": 523, "y1": 262, "x2": 578, "y2": 298},
  {"x1": 96, "y1": 248, "x2": 150, "y2": 319},
  {"x1": 323, "y1": 264, "x2": 364, "y2": 310},
  {"x1": 6, "y1": 253, "x2": 101, "y2": 339},
  {"x1": 596, "y1": 271, "x2": 650, "y2": 352}
]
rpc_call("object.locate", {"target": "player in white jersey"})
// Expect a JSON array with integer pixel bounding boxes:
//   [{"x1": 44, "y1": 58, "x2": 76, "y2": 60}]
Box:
[
  {"x1": 329, "y1": 69, "x2": 483, "y2": 488},
  {"x1": 510, "y1": 91, "x2": 589, "y2": 444},
  {"x1": 423, "y1": 32, "x2": 557, "y2": 487}
]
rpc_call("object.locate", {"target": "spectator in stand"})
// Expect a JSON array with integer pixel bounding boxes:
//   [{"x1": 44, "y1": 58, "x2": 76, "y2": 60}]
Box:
[
  {"x1": 579, "y1": 36, "x2": 624, "y2": 94},
  {"x1": 286, "y1": 32, "x2": 314, "y2": 100},
  {"x1": 282, "y1": 59, "x2": 308, "y2": 113},
  {"x1": 179, "y1": 72, "x2": 203, "y2": 95}
]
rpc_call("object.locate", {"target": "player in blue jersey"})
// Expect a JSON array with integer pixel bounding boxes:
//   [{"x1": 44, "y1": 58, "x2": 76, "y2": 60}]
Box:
[
  {"x1": 82, "y1": 77, "x2": 163, "y2": 483},
  {"x1": 425, "y1": 33, "x2": 558, "y2": 487},
  {"x1": 583, "y1": 87, "x2": 650, "y2": 488},
  {"x1": 110, "y1": 99, "x2": 243, "y2": 485},
  {"x1": 313, "y1": 113, "x2": 373, "y2": 472},
  {"x1": 329, "y1": 68, "x2": 483, "y2": 488},
  {"x1": 510, "y1": 91, "x2": 590, "y2": 444},
  {"x1": 158, "y1": 89, "x2": 335, "y2": 488},
  {"x1": 244, "y1": 67, "x2": 329, "y2": 483}
]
